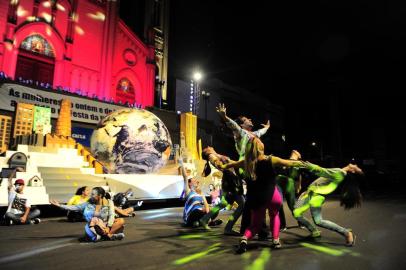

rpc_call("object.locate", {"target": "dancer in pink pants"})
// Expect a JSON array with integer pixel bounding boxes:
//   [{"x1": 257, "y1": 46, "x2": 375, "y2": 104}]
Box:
[{"x1": 223, "y1": 137, "x2": 305, "y2": 253}]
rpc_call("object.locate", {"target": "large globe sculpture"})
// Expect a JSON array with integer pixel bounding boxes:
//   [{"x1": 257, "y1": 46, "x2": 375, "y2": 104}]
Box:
[{"x1": 91, "y1": 108, "x2": 172, "y2": 174}]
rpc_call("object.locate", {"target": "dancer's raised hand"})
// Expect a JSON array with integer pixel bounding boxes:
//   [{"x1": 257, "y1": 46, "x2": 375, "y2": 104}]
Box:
[
  {"x1": 261, "y1": 120, "x2": 271, "y2": 129},
  {"x1": 216, "y1": 103, "x2": 227, "y2": 119}
]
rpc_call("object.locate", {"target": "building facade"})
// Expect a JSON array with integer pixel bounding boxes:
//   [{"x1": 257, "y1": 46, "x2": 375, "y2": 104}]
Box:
[{"x1": 0, "y1": 0, "x2": 156, "y2": 107}]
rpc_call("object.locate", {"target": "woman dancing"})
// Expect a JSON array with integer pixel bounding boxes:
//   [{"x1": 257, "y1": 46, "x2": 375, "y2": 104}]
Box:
[
  {"x1": 223, "y1": 138, "x2": 305, "y2": 253},
  {"x1": 293, "y1": 161, "x2": 363, "y2": 246}
]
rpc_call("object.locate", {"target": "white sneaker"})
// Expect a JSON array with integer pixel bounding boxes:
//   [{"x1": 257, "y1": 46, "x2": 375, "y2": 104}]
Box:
[
  {"x1": 32, "y1": 218, "x2": 41, "y2": 224},
  {"x1": 30, "y1": 218, "x2": 40, "y2": 224},
  {"x1": 272, "y1": 238, "x2": 282, "y2": 249}
]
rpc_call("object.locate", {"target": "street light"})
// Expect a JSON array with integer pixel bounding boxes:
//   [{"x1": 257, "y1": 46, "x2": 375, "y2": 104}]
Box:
[
  {"x1": 201, "y1": 90, "x2": 210, "y2": 120},
  {"x1": 190, "y1": 71, "x2": 203, "y2": 114},
  {"x1": 193, "y1": 72, "x2": 202, "y2": 81}
]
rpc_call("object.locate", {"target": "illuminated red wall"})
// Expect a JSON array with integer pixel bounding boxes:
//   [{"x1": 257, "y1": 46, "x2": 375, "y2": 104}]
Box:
[{"x1": 0, "y1": 0, "x2": 155, "y2": 107}]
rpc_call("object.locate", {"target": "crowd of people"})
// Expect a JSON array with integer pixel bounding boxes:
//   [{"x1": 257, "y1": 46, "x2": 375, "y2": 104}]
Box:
[{"x1": 2, "y1": 102, "x2": 364, "y2": 253}]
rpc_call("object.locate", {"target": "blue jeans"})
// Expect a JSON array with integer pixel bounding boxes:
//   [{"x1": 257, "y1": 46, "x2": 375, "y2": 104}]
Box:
[
  {"x1": 4, "y1": 209, "x2": 41, "y2": 224},
  {"x1": 293, "y1": 191, "x2": 350, "y2": 236}
]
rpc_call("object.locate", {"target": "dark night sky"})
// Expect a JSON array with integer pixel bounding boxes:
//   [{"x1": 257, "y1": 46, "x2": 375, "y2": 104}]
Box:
[{"x1": 121, "y1": 0, "x2": 406, "y2": 161}]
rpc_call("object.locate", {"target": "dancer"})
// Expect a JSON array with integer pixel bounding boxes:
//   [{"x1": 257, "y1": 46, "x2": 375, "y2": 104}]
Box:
[
  {"x1": 216, "y1": 103, "x2": 270, "y2": 161},
  {"x1": 223, "y1": 138, "x2": 305, "y2": 253},
  {"x1": 199, "y1": 146, "x2": 245, "y2": 235},
  {"x1": 293, "y1": 162, "x2": 363, "y2": 246},
  {"x1": 51, "y1": 187, "x2": 125, "y2": 241},
  {"x1": 276, "y1": 150, "x2": 304, "y2": 230},
  {"x1": 216, "y1": 103, "x2": 270, "y2": 237}
]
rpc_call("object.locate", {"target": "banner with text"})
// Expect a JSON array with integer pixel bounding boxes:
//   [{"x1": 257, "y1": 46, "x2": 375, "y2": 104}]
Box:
[{"x1": 0, "y1": 83, "x2": 126, "y2": 124}]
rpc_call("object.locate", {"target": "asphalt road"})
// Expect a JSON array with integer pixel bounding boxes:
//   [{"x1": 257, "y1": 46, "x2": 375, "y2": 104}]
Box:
[{"x1": 0, "y1": 195, "x2": 405, "y2": 270}]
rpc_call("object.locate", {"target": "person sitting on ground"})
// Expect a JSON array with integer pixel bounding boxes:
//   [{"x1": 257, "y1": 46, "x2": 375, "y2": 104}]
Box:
[
  {"x1": 66, "y1": 186, "x2": 90, "y2": 222},
  {"x1": 179, "y1": 159, "x2": 222, "y2": 228},
  {"x1": 208, "y1": 184, "x2": 221, "y2": 206},
  {"x1": 113, "y1": 188, "x2": 143, "y2": 217},
  {"x1": 50, "y1": 187, "x2": 125, "y2": 242},
  {"x1": 4, "y1": 167, "x2": 41, "y2": 225}
]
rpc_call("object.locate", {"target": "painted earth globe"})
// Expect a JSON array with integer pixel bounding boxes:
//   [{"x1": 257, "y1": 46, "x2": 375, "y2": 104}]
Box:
[{"x1": 91, "y1": 108, "x2": 172, "y2": 174}]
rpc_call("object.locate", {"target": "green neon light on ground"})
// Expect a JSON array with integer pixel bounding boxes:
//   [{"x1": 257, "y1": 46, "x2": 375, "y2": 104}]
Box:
[
  {"x1": 300, "y1": 242, "x2": 344, "y2": 256},
  {"x1": 244, "y1": 249, "x2": 271, "y2": 270},
  {"x1": 172, "y1": 243, "x2": 221, "y2": 265},
  {"x1": 179, "y1": 234, "x2": 205, "y2": 239},
  {"x1": 178, "y1": 232, "x2": 220, "y2": 240}
]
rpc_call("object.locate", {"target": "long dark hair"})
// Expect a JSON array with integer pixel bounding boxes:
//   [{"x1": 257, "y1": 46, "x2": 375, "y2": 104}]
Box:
[
  {"x1": 244, "y1": 138, "x2": 264, "y2": 181},
  {"x1": 340, "y1": 173, "x2": 363, "y2": 209},
  {"x1": 92, "y1": 187, "x2": 111, "y2": 200},
  {"x1": 202, "y1": 161, "x2": 212, "y2": 177},
  {"x1": 75, "y1": 186, "x2": 88, "y2": 195},
  {"x1": 201, "y1": 147, "x2": 214, "y2": 177},
  {"x1": 235, "y1": 116, "x2": 245, "y2": 126}
]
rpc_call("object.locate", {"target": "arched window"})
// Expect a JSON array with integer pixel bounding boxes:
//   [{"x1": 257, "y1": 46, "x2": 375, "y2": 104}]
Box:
[
  {"x1": 116, "y1": 78, "x2": 135, "y2": 103},
  {"x1": 20, "y1": 35, "x2": 55, "y2": 57}
]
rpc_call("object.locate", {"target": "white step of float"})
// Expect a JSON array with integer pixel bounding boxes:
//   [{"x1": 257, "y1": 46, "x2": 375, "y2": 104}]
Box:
[{"x1": 1, "y1": 145, "x2": 185, "y2": 205}]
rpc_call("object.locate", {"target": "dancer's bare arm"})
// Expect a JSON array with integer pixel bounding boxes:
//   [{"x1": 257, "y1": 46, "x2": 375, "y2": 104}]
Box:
[
  {"x1": 221, "y1": 159, "x2": 244, "y2": 170},
  {"x1": 271, "y1": 156, "x2": 304, "y2": 169},
  {"x1": 179, "y1": 159, "x2": 191, "y2": 195}
]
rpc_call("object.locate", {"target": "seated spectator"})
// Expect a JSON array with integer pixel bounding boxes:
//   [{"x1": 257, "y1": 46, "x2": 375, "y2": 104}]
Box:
[
  {"x1": 113, "y1": 189, "x2": 143, "y2": 217},
  {"x1": 4, "y1": 168, "x2": 41, "y2": 225},
  {"x1": 66, "y1": 186, "x2": 90, "y2": 222},
  {"x1": 51, "y1": 187, "x2": 125, "y2": 242},
  {"x1": 179, "y1": 159, "x2": 222, "y2": 228},
  {"x1": 208, "y1": 184, "x2": 221, "y2": 206}
]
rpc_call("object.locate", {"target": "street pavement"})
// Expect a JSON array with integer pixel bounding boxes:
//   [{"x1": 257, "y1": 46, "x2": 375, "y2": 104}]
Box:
[{"x1": 0, "y1": 195, "x2": 405, "y2": 270}]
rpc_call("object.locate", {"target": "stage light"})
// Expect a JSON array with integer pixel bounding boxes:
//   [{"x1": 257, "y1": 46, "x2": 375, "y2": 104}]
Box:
[
  {"x1": 42, "y1": 1, "x2": 51, "y2": 8},
  {"x1": 26, "y1": 16, "x2": 36, "y2": 21},
  {"x1": 75, "y1": 25, "x2": 85, "y2": 35},
  {"x1": 87, "y1": 12, "x2": 105, "y2": 21},
  {"x1": 56, "y1": 3, "x2": 65, "y2": 12},
  {"x1": 17, "y1": 6, "x2": 28, "y2": 17},
  {"x1": 72, "y1": 12, "x2": 79, "y2": 23},
  {"x1": 5, "y1": 43, "x2": 13, "y2": 51},
  {"x1": 46, "y1": 26, "x2": 52, "y2": 36},
  {"x1": 41, "y1": 12, "x2": 52, "y2": 23}
]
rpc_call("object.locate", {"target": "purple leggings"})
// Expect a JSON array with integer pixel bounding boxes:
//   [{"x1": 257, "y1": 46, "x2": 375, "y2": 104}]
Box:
[{"x1": 243, "y1": 187, "x2": 283, "y2": 240}]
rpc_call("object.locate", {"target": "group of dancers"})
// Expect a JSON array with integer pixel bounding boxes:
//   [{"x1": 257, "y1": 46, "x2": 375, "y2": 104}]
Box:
[
  {"x1": 180, "y1": 103, "x2": 364, "y2": 253},
  {"x1": 3, "y1": 102, "x2": 364, "y2": 251}
]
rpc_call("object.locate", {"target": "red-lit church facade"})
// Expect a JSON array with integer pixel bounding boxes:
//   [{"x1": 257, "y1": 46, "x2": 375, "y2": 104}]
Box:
[{"x1": 0, "y1": 0, "x2": 155, "y2": 107}]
